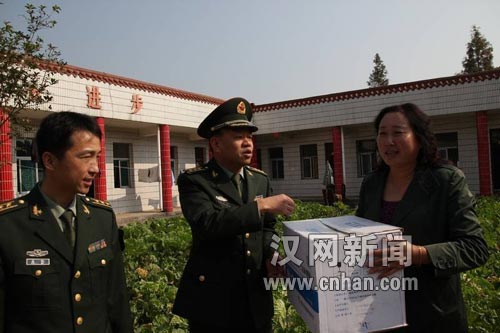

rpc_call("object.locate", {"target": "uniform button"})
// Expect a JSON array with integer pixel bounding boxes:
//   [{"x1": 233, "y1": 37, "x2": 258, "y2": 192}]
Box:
[
  {"x1": 245, "y1": 233, "x2": 250, "y2": 239},
  {"x1": 35, "y1": 270, "x2": 42, "y2": 277},
  {"x1": 76, "y1": 317, "x2": 84, "y2": 325},
  {"x1": 198, "y1": 275, "x2": 205, "y2": 282},
  {"x1": 18, "y1": 199, "x2": 25, "y2": 204},
  {"x1": 74, "y1": 293, "x2": 82, "y2": 302},
  {"x1": 246, "y1": 269, "x2": 251, "y2": 275},
  {"x1": 74, "y1": 270, "x2": 81, "y2": 279},
  {"x1": 85, "y1": 197, "x2": 90, "y2": 202},
  {"x1": 101, "y1": 259, "x2": 107, "y2": 266},
  {"x1": 246, "y1": 250, "x2": 251, "y2": 257}
]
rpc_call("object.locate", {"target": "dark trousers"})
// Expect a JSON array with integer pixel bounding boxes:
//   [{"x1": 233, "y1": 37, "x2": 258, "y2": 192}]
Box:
[{"x1": 188, "y1": 320, "x2": 272, "y2": 333}]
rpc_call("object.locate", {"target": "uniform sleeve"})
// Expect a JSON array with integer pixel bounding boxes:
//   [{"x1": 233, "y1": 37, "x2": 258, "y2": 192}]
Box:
[
  {"x1": 425, "y1": 169, "x2": 489, "y2": 277},
  {"x1": 107, "y1": 212, "x2": 133, "y2": 333},
  {"x1": 178, "y1": 173, "x2": 264, "y2": 241}
]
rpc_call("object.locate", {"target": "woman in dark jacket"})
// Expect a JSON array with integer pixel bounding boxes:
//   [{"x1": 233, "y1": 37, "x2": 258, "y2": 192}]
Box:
[{"x1": 356, "y1": 103, "x2": 489, "y2": 333}]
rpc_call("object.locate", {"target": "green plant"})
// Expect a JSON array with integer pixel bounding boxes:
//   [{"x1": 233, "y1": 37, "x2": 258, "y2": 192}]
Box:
[
  {"x1": 462, "y1": 196, "x2": 500, "y2": 333},
  {"x1": 124, "y1": 217, "x2": 191, "y2": 333},
  {"x1": 122, "y1": 199, "x2": 499, "y2": 332}
]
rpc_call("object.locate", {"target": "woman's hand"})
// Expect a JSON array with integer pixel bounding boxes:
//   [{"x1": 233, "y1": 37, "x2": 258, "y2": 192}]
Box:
[{"x1": 368, "y1": 241, "x2": 429, "y2": 279}]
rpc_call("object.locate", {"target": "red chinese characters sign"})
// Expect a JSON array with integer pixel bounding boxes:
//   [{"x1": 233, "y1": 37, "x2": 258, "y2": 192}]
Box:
[
  {"x1": 86, "y1": 86, "x2": 101, "y2": 109},
  {"x1": 131, "y1": 94, "x2": 143, "y2": 113}
]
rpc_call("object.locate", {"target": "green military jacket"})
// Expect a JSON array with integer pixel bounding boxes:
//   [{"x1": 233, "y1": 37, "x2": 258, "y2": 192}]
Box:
[
  {"x1": 173, "y1": 159, "x2": 277, "y2": 329},
  {"x1": 356, "y1": 164, "x2": 489, "y2": 333},
  {"x1": 0, "y1": 186, "x2": 132, "y2": 333}
]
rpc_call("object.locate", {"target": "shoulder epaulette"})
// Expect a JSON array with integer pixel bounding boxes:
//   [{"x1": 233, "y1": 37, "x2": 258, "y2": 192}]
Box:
[
  {"x1": 82, "y1": 197, "x2": 113, "y2": 209},
  {"x1": 0, "y1": 198, "x2": 28, "y2": 215},
  {"x1": 246, "y1": 166, "x2": 267, "y2": 176},
  {"x1": 185, "y1": 166, "x2": 208, "y2": 174}
]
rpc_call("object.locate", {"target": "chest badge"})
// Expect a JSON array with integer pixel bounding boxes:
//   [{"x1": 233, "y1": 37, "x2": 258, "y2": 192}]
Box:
[
  {"x1": 88, "y1": 239, "x2": 107, "y2": 253},
  {"x1": 26, "y1": 249, "x2": 49, "y2": 257}
]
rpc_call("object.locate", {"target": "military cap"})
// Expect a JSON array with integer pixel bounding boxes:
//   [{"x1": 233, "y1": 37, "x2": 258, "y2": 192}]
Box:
[{"x1": 197, "y1": 97, "x2": 258, "y2": 139}]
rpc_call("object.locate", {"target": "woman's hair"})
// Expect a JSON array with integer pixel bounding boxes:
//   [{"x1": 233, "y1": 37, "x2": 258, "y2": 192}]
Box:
[{"x1": 374, "y1": 103, "x2": 441, "y2": 171}]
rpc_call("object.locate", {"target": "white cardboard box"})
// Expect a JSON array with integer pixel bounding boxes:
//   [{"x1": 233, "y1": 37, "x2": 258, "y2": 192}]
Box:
[{"x1": 282, "y1": 216, "x2": 407, "y2": 333}]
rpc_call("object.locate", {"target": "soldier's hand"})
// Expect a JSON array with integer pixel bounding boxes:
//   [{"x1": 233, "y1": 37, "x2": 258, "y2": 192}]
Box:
[{"x1": 256, "y1": 194, "x2": 295, "y2": 216}]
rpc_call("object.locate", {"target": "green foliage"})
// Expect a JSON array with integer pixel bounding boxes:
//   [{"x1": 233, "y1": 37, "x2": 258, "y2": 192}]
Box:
[
  {"x1": 124, "y1": 217, "x2": 190, "y2": 332},
  {"x1": 461, "y1": 25, "x2": 494, "y2": 74},
  {"x1": 367, "y1": 53, "x2": 389, "y2": 88},
  {"x1": 123, "y1": 199, "x2": 498, "y2": 332},
  {"x1": 0, "y1": 3, "x2": 64, "y2": 137},
  {"x1": 462, "y1": 196, "x2": 500, "y2": 333}
]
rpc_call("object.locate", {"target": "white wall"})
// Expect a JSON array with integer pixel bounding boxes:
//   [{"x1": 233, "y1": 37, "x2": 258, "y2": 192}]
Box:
[
  {"x1": 105, "y1": 128, "x2": 161, "y2": 213},
  {"x1": 254, "y1": 79, "x2": 500, "y2": 134},
  {"x1": 257, "y1": 128, "x2": 331, "y2": 200}
]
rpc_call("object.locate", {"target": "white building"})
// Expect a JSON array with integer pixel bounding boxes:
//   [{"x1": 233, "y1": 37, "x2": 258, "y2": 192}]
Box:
[{"x1": 1, "y1": 64, "x2": 499, "y2": 213}]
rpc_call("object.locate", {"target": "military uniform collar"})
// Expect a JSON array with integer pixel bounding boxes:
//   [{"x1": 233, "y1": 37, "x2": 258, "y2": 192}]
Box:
[
  {"x1": 215, "y1": 160, "x2": 245, "y2": 180},
  {"x1": 39, "y1": 184, "x2": 77, "y2": 217}
]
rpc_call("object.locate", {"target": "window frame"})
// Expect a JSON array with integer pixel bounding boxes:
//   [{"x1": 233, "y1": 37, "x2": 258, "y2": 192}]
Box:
[
  {"x1": 15, "y1": 139, "x2": 43, "y2": 194},
  {"x1": 300, "y1": 144, "x2": 318, "y2": 179},
  {"x1": 356, "y1": 140, "x2": 377, "y2": 177},
  {"x1": 269, "y1": 147, "x2": 284, "y2": 180},
  {"x1": 113, "y1": 143, "x2": 132, "y2": 188}
]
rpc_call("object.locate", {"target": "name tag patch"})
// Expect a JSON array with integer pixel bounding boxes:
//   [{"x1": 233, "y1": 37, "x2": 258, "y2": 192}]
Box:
[{"x1": 26, "y1": 258, "x2": 50, "y2": 266}]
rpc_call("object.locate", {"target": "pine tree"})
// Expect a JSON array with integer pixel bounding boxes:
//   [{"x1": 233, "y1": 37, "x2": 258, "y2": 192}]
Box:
[
  {"x1": 461, "y1": 25, "x2": 494, "y2": 74},
  {"x1": 367, "y1": 53, "x2": 389, "y2": 88}
]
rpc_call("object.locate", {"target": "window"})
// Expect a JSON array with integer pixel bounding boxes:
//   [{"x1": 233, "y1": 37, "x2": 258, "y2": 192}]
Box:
[
  {"x1": 195, "y1": 147, "x2": 205, "y2": 167},
  {"x1": 436, "y1": 132, "x2": 459, "y2": 165},
  {"x1": 356, "y1": 140, "x2": 377, "y2": 177},
  {"x1": 300, "y1": 144, "x2": 318, "y2": 179},
  {"x1": 269, "y1": 147, "x2": 284, "y2": 179},
  {"x1": 171, "y1": 146, "x2": 178, "y2": 178},
  {"x1": 16, "y1": 139, "x2": 43, "y2": 193},
  {"x1": 113, "y1": 143, "x2": 131, "y2": 188}
]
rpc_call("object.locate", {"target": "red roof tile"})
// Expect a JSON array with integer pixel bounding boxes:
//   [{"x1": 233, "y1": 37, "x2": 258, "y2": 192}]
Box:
[
  {"x1": 40, "y1": 62, "x2": 224, "y2": 105},
  {"x1": 254, "y1": 69, "x2": 500, "y2": 112}
]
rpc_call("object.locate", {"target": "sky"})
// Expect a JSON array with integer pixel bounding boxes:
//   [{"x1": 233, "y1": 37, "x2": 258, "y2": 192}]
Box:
[{"x1": 2, "y1": 0, "x2": 500, "y2": 104}]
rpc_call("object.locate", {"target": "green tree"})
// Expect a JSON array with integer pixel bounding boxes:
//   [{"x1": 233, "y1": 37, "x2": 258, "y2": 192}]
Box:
[
  {"x1": 367, "y1": 53, "x2": 389, "y2": 88},
  {"x1": 0, "y1": 3, "x2": 64, "y2": 136},
  {"x1": 461, "y1": 25, "x2": 494, "y2": 74}
]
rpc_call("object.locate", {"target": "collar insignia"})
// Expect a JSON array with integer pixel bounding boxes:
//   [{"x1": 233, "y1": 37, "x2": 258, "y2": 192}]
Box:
[{"x1": 32, "y1": 205, "x2": 43, "y2": 216}]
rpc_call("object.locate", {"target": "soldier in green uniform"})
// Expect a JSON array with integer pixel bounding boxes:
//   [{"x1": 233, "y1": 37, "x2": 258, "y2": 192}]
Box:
[
  {"x1": 173, "y1": 97, "x2": 295, "y2": 333},
  {"x1": 0, "y1": 112, "x2": 132, "y2": 333}
]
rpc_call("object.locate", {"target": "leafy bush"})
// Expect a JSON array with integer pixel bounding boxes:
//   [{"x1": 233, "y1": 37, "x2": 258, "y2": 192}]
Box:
[
  {"x1": 123, "y1": 199, "x2": 499, "y2": 332},
  {"x1": 462, "y1": 196, "x2": 500, "y2": 333},
  {"x1": 124, "y1": 217, "x2": 190, "y2": 332}
]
